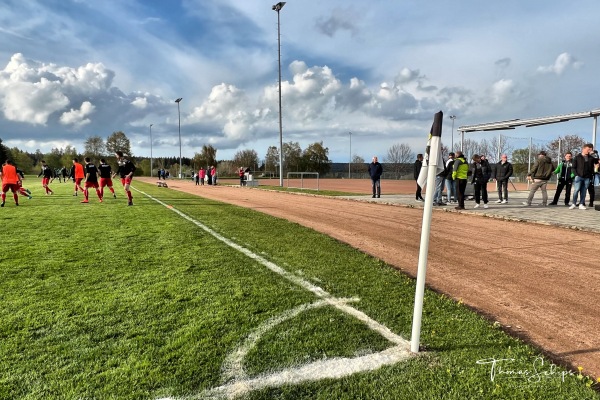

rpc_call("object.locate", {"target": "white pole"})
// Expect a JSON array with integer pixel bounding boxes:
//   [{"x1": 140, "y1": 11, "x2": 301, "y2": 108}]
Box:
[
  {"x1": 150, "y1": 124, "x2": 153, "y2": 177},
  {"x1": 497, "y1": 133, "x2": 501, "y2": 162},
  {"x1": 410, "y1": 134, "x2": 441, "y2": 353},
  {"x1": 557, "y1": 137, "x2": 562, "y2": 186},
  {"x1": 349, "y1": 131, "x2": 352, "y2": 179},
  {"x1": 527, "y1": 137, "x2": 532, "y2": 189},
  {"x1": 593, "y1": 116, "x2": 598, "y2": 149}
]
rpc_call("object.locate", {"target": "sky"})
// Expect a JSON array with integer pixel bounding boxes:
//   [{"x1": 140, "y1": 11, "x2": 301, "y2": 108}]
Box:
[{"x1": 1, "y1": 0, "x2": 599, "y2": 163}]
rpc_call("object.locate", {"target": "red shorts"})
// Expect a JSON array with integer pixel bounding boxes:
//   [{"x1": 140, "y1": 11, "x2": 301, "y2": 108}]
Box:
[
  {"x1": 84, "y1": 181, "x2": 99, "y2": 189},
  {"x1": 75, "y1": 178, "x2": 83, "y2": 185},
  {"x1": 2, "y1": 183, "x2": 19, "y2": 193},
  {"x1": 99, "y1": 178, "x2": 113, "y2": 188},
  {"x1": 42, "y1": 177, "x2": 51, "y2": 186},
  {"x1": 121, "y1": 177, "x2": 132, "y2": 186}
]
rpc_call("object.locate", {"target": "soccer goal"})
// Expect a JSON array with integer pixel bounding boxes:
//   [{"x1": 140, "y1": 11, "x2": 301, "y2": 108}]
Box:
[{"x1": 286, "y1": 172, "x2": 320, "y2": 191}]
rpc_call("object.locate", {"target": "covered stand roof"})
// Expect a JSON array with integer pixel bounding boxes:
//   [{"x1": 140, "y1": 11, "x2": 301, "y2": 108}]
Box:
[{"x1": 458, "y1": 109, "x2": 600, "y2": 133}]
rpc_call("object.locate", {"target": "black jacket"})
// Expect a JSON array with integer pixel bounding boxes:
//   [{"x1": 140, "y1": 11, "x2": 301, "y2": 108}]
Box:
[
  {"x1": 368, "y1": 162, "x2": 383, "y2": 180},
  {"x1": 572, "y1": 153, "x2": 597, "y2": 179},
  {"x1": 493, "y1": 161, "x2": 513, "y2": 181},
  {"x1": 413, "y1": 160, "x2": 422, "y2": 180}
]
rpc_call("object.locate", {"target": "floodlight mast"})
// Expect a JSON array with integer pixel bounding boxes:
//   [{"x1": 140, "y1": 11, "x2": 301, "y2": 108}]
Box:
[
  {"x1": 175, "y1": 98, "x2": 183, "y2": 178},
  {"x1": 449, "y1": 115, "x2": 456, "y2": 152},
  {"x1": 272, "y1": 2, "x2": 286, "y2": 186},
  {"x1": 149, "y1": 123, "x2": 153, "y2": 177}
]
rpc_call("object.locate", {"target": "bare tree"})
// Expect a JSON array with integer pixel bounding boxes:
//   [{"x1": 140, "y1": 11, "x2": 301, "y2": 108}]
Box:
[
  {"x1": 461, "y1": 138, "x2": 480, "y2": 162},
  {"x1": 233, "y1": 149, "x2": 259, "y2": 170},
  {"x1": 384, "y1": 143, "x2": 413, "y2": 179},
  {"x1": 351, "y1": 155, "x2": 367, "y2": 174},
  {"x1": 488, "y1": 135, "x2": 513, "y2": 163},
  {"x1": 547, "y1": 134, "x2": 586, "y2": 158}
]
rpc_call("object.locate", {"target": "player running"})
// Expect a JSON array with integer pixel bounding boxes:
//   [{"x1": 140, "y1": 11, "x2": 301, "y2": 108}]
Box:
[
  {"x1": 113, "y1": 151, "x2": 136, "y2": 206},
  {"x1": 16, "y1": 168, "x2": 32, "y2": 199},
  {"x1": 37, "y1": 160, "x2": 55, "y2": 195},
  {"x1": 98, "y1": 158, "x2": 116, "y2": 199},
  {"x1": 0, "y1": 159, "x2": 21, "y2": 207},
  {"x1": 81, "y1": 157, "x2": 102, "y2": 203},
  {"x1": 72, "y1": 158, "x2": 85, "y2": 196}
]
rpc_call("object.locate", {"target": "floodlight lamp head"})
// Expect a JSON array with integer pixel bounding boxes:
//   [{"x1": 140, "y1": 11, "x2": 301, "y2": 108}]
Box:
[
  {"x1": 175, "y1": 97, "x2": 183, "y2": 103},
  {"x1": 272, "y1": 2, "x2": 286, "y2": 11}
]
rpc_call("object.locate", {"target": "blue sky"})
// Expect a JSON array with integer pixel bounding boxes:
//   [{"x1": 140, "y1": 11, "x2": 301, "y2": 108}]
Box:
[{"x1": 0, "y1": 0, "x2": 599, "y2": 162}]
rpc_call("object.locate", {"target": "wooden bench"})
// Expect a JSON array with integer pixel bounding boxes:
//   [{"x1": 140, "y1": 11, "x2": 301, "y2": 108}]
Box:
[{"x1": 157, "y1": 181, "x2": 168, "y2": 188}]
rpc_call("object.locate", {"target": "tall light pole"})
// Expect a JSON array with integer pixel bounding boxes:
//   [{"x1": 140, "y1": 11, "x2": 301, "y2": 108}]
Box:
[
  {"x1": 449, "y1": 115, "x2": 456, "y2": 152},
  {"x1": 348, "y1": 131, "x2": 352, "y2": 178},
  {"x1": 149, "y1": 123, "x2": 153, "y2": 177},
  {"x1": 272, "y1": 1, "x2": 286, "y2": 187},
  {"x1": 175, "y1": 98, "x2": 183, "y2": 178}
]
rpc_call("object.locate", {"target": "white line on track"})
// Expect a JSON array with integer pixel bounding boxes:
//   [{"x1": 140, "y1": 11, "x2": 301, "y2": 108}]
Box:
[{"x1": 135, "y1": 189, "x2": 413, "y2": 400}]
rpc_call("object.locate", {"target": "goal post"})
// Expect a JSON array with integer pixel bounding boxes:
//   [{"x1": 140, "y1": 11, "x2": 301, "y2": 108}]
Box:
[{"x1": 286, "y1": 172, "x2": 319, "y2": 191}]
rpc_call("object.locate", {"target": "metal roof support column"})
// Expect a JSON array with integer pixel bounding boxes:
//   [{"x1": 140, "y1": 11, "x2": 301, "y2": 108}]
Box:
[{"x1": 593, "y1": 116, "x2": 597, "y2": 149}]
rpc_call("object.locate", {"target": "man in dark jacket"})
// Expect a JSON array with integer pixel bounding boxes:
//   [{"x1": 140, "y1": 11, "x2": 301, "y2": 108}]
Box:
[
  {"x1": 368, "y1": 156, "x2": 383, "y2": 198},
  {"x1": 570, "y1": 143, "x2": 596, "y2": 210},
  {"x1": 549, "y1": 152, "x2": 573, "y2": 206},
  {"x1": 413, "y1": 154, "x2": 424, "y2": 201},
  {"x1": 523, "y1": 151, "x2": 555, "y2": 206},
  {"x1": 493, "y1": 154, "x2": 513, "y2": 204}
]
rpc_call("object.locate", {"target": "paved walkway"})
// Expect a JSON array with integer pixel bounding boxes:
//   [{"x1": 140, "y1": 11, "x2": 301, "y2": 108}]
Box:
[{"x1": 341, "y1": 190, "x2": 600, "y2": 234}]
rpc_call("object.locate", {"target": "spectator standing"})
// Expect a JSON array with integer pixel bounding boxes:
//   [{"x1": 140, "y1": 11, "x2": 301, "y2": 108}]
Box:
[
  {"x1": 211, "y1": 166, "x2": 217, "y2": 185},
  {"x1": 587, "y1": 150, "x2": 599, "y2": 207},
  {"x1": 444, "y1": 153, "x2": 456, "y2": 203},
  {"x1": 523, "y1": 151, "x2": 554, "y2": 206},
  {"x1": 199, "y1": 167, "x2": 206, "y2": 185},
  {"x1": 549, "y1": 152, "x2": 573, "y2": 206},
  {"x1": 570, "y1": 143, "x2": 595, "y2": 210},
  {"x1": 433, "y1": 157, "x2": 446, "y2": 206},
  {"x1": 452, "y1": 151, "x2": 469, "y2": 210},
  {"x1": 414, "y1": 154, "x2": 425, "y2": 202},
  {"x1": 493, "y1": 154, "x2": 513, "y2": 204},
  {"x1": 239, "y1": 167, "x2": 245, "y2": 187},
  {"x1": 469, "y1": 154, "x2": 489, "y2": 209},
  {"x1": 368, "y1": 156, "x2": 383, "y2": 198}
]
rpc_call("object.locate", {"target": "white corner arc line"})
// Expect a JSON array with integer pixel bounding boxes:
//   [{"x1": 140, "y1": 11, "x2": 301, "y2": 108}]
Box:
[{"x1": 135, "y1": 189, "x2": 413, "y2": 400}]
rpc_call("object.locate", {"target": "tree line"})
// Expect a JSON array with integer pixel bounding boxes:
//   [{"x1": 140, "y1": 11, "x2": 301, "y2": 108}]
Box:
[{"x1": 0, "y1": 131, "x2": 587, "y2": 178}]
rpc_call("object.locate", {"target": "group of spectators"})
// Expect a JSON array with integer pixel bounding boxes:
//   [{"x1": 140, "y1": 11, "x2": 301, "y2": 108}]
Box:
[
  {"x1": 193, "y1": 166, "x2": 217, "y2": 186},
  {"x1": 407, "y1": 143, "x2": 600, "y2": 211}
]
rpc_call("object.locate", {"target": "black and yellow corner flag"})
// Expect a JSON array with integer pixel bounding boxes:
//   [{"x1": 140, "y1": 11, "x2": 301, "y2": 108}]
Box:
[{"x1": 416, "y1": 111, "x2": 444, "y2": 189}]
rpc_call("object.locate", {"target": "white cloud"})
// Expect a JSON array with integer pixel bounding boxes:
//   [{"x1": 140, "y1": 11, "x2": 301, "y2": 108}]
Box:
[
  {"x1": 59, "y1": 101, "x2": 95, "y2": 128},
  {"x1": 131, "y1": 97, "x2": 148, "y2": 109},
  {"x1": 537, "y1": 52, "x2": 583, "y2": 75},
  {"x1": 489, "y1": 79, "x2": 516, "y2": 105}
]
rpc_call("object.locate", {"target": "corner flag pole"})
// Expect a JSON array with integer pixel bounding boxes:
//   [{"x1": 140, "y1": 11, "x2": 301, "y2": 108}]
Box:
[{"x1": 411, "y1": 111, "x2": 443, "y2": 353}]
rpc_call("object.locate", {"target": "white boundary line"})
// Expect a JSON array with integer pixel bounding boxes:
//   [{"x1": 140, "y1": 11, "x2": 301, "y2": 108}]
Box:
[{"x1": 134, "y1": 189, "x2": 412, "y2": 399}]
